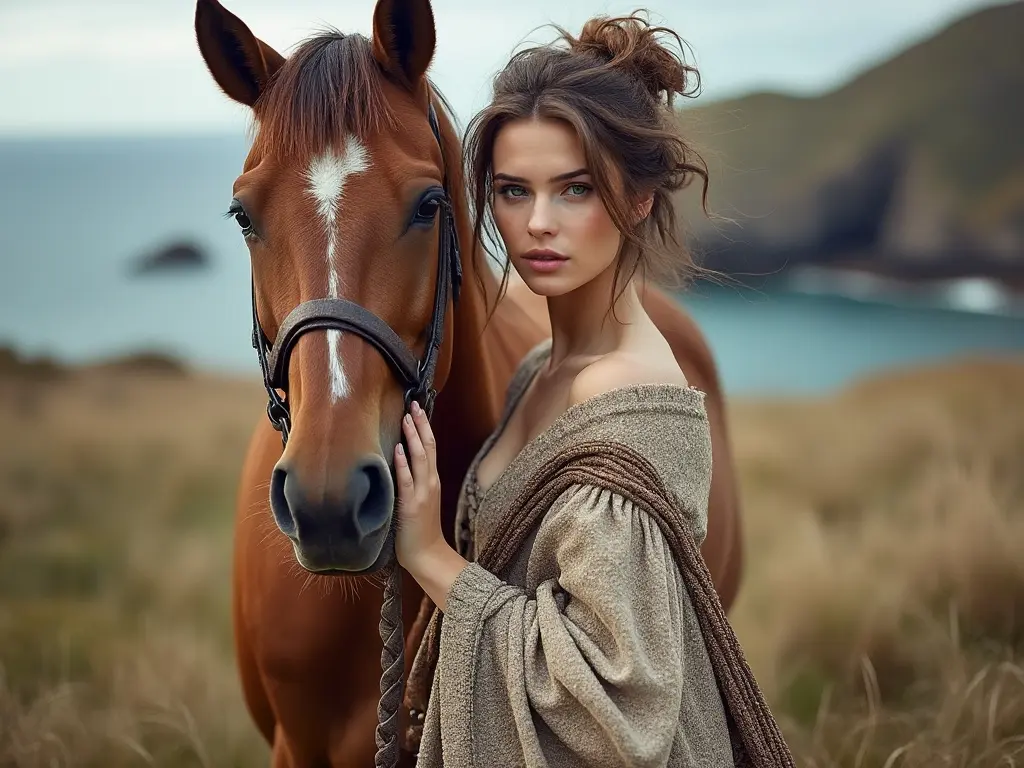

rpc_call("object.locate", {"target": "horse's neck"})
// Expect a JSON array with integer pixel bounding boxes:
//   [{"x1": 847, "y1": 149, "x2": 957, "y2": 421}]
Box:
[{"x1": 443, "y1": 263, "x2": 506, "y2": 431}]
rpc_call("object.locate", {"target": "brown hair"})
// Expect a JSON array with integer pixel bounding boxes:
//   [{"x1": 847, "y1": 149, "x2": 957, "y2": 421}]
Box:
[
  {"x1": 464, "y1": 10, "x2": 712, "y2": 314},
  {"x1": 252, "y1": 30, "x2": 397, "y2": 160}
]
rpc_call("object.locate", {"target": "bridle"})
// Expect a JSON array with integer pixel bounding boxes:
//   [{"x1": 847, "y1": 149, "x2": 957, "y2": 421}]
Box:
[
  {"x1": 251, "y1": 101, "x2": 462, "y2": 445},
  {"x1": 247, "y1": 97, "x2": 462, "y2": 768}
]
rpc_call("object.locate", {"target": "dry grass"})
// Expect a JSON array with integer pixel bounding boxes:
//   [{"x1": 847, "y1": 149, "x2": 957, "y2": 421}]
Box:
[
  {"x1": 729, "y1": 355, "x2": 1024, "y2": 766},
  {"x1": 1, "y1": 350, "x2": 1023, "y2": 766},
  {"x1": 0, "y1": 360, "x2": 269, "y2": 767}
]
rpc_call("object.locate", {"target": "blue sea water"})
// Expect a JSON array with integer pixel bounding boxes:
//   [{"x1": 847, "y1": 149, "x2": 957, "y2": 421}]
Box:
[{"x1": 1, "y1": 134, "x2": 1022, "y2": 395}]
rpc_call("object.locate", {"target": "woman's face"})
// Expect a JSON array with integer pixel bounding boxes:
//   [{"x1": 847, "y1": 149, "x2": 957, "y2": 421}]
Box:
[{"x1": 490, "y1": 117, "x2": 622, "y2": 297}]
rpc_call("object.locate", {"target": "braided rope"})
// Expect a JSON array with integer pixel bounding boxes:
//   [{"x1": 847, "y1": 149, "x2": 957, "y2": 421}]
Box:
[{"x1": 375, "y1": 563, "x2": 405, "y2": 768}]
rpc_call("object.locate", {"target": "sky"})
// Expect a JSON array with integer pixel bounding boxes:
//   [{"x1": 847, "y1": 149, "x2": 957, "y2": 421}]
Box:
[{"x1": 0, "y1": 0, "x2": 1009, "y2": 138}]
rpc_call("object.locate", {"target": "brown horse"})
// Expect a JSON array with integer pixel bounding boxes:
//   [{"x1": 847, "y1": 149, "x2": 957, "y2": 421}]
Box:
[{"x1": 194, "y1": 0, "x2": 743, "y2": 765}]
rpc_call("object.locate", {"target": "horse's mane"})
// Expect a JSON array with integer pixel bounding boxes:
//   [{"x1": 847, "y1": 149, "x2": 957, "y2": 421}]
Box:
[
  {"x1": 251, "y1": 28, "x2": 465, "y2": 173},
  {"x1": 252, "y1": 29, "x2": 399, "y2": 159}
]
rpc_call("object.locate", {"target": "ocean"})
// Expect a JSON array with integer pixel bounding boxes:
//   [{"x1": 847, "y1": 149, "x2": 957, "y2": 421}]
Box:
[{"x1": 2, "y1": 134, "x2": 1022, "y2": 396}]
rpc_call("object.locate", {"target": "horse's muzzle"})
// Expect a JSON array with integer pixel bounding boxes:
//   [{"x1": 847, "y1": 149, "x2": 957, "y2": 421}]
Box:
[{"x1": 269, "y1": 453, "x2": 395, "y2": 573}]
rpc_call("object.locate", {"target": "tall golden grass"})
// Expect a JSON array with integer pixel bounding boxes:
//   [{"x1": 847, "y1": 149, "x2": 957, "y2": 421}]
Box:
[
  {"x1": 729, "y1": 356, "x2": 1024, "y2": 766},
  {"x1": 0, "y1": 360, "x2": 269, "y2": 767},
  {"x1": 1, "y1": 351, "x2": 1022, "y2": 766}
]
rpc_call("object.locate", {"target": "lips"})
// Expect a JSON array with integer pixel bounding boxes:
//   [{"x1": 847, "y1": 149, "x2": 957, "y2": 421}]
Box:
[
  {"x1": 520, "y1": 250, "x2": 568, "y2": 274},
  {"x1": 523, "y1": 250, "x2": 567, "y2": 262}
]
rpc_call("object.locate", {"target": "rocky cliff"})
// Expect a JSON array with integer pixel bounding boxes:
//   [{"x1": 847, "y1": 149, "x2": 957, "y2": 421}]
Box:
[{"x1": 676, "y1": 1, "x2": 1024, "y2": 284}]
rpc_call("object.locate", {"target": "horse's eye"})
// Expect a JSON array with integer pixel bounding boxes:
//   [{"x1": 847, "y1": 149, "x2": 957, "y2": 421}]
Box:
[
  {"x1": 226, "y1": 199, "x2": 256, "y2": 237},
  {"x1": 417, "y1": 198, "x2": 440, "y2": 220}
]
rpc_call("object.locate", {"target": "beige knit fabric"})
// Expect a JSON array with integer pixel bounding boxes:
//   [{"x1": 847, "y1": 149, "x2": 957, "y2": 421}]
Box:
[{"x1": 404, "y1": 341, "x2": 789, "y2": 767}]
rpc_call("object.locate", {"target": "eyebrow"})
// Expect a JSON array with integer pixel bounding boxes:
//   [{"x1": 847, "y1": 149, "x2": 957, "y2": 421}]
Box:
[{"x1": 493, "y1": 168, "x2": 589, "y2": 184}]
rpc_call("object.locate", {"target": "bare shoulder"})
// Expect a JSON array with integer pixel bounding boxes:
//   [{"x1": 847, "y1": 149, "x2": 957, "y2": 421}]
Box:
[{"x1": 569, "y1": 350, "x2": 689, "y2": 407}]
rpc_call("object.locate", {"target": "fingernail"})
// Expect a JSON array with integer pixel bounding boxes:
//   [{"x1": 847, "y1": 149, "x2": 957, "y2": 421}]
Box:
[
  {"x1": 404, "y1": 414, "x2": 412, "y2": 425},
  {"x1": 396, "y1": 444, "x2": 405, "y2": 456},
  {"x1": 412, "y1": 401, "x2": 421, "y2": 415}
]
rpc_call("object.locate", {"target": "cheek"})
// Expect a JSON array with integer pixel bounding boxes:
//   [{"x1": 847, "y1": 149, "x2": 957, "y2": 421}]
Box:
[
  {"x1": 493, "y1": 201, "x2": 524, "y2": 241},
  {"x1": 570, "y1": 200, "x2": 620, "y2": 253}
]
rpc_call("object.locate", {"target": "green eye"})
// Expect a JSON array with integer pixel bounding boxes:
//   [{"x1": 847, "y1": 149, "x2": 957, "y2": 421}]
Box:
[{"x1": 567, "y1": 183, "x2": 589, "y2": 196}]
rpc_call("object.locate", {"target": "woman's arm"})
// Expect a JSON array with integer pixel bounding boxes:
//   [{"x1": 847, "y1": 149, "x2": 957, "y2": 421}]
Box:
[
  {"x1": 433, "y1": 484, "x2": 691, "y2": 767},
  {"x1": 393, "y1": 399, "x2": 714, "y2": 768}
]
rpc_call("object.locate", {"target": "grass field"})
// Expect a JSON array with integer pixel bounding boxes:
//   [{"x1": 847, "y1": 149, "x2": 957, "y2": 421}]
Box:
[{"x1": 1, "y1": 347, "x2": 1023, "y2": 767}]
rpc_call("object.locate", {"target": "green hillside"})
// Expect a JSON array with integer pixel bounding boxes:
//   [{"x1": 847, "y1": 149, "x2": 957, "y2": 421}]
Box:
[{"x1": 677, "y1": 0, "x2": 1024, "y2": 280}]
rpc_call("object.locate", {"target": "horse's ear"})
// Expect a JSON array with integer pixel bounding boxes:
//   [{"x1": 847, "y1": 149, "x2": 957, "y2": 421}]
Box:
[
  {"x1": 371, "y1": 0, "x2": 436, "y2": 90},
  {"x1": 195, "y1": 0, "x2": 285, "y2": 107}
]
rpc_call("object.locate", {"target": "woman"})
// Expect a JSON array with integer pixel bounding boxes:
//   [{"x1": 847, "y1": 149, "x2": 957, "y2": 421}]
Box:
[{"x1": 392, "y1": 12, "x2": 794, "y2": 768}]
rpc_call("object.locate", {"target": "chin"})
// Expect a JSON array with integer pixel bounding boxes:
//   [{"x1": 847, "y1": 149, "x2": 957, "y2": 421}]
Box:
[
  {"x1": 523, "y1": 279, "x2": 579, "y2": 298},
  {"x1": 514, "y1": 268, "x2": 581, "y2": 298}
]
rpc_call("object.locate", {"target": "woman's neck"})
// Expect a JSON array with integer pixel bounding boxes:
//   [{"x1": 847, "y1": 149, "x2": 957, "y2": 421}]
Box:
[{"x1": 546, "y1": 261, "x2": 643, "y2": 368}]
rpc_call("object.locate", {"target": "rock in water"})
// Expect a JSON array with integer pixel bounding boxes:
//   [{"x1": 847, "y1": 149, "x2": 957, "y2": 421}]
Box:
[{"x1": 129, "y1": 241, "x2": 209, "y2": 276}]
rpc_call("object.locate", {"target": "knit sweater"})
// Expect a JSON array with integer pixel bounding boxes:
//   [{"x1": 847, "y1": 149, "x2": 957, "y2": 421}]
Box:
[{"x1": 407, "y1": 341, "x2": 739, "y2": 767}]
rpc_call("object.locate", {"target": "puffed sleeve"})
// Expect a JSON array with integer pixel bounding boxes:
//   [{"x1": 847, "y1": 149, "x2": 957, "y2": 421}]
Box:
[{"x1": 420, "y1": 484, "x2": 703, "y2": 768}]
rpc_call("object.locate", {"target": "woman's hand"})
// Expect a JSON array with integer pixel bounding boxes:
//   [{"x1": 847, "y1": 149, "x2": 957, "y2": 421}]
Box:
[
  {"x1": 393, "y1": 402, "x2": 469, "y2": 610},
  {"x1": 394, "y1": 401, "x2": 445, "y2": 569}
]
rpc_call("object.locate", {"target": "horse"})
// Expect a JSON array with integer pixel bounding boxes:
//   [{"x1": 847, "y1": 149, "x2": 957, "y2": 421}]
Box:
[{"x1": 194, "y1": 0, "x2": 743, "y2": 765}]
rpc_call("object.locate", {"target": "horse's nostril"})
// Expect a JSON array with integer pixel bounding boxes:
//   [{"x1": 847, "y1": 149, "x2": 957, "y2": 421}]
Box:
[
  {"x1": 270, "y1": 466, "x2": 297, "y2": 538},
  {"x1": 267, "y1": 456, "x2": 393, "y2": 554},
  {"x1": 349, "y1": 457, "x2": 394, "y2": 538}
]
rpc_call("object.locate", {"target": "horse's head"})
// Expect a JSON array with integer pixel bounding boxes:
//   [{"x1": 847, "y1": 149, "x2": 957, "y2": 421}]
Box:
[{"x1": 195, "y1": 0, "x2": 461, "y2": 574}]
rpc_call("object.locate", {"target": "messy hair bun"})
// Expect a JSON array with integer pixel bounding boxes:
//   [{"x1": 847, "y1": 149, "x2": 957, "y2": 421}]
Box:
[
  {"x1": 566, "y1": 13, "x2": 700, "y2": 106},
  {"x1": 465, "y1": 9, "x2": 712, "y2": 316}
]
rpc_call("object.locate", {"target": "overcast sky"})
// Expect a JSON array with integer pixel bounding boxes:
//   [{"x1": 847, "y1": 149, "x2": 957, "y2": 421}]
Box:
[{"x1": 0, "y1": 0, "x2": 1008, "y2": 138}]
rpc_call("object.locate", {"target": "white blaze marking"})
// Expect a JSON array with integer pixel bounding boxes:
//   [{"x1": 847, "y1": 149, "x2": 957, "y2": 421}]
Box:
[{"x1": 305, "y1": 137, "x2": 370, "y2": 402}]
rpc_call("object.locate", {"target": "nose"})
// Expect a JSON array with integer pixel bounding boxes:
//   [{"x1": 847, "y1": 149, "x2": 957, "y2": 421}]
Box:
[
  {"x1": 527, "y1": 196, "x2": 557, "y2": 237},
  {"x1": 269, "y1": 454, "x2": 395, "y2": 572}
]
